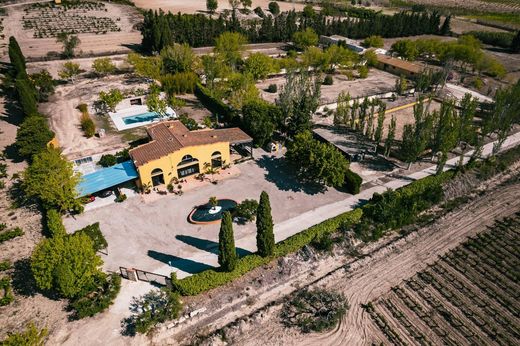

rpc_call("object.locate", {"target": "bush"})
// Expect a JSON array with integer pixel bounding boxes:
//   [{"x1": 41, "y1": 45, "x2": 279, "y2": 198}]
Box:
[
  {"x1": 0, "y1": 227, "x2": 24, "y2": 244},
  {"x1": 323, "y1": 75, "x2": 334, "y2": 85},
  {"x1": 0, "y1": 277, "x2": 14, "y2": 306},
  {"x1": 161, "y1": 72, "x2": 198, "y2": 95},
  {"x1": 465, "y1": 31, "x2": 514, "y2": 49},
  {"x1": 311, "y1": 232, "x2": 334, "y2": 252},
  {"x1": 233, "y1": 199, "x2": 259, "y2": 222},
  {"x1": 267, "y1": 83, "x2": 278, "y2": 93},
  {"x1": 98, "y1": 154, "x2": 117, "y2": 167},
  {"x1": 45, "y1": 209, "x2": 66, "y2": 237},
  {"x1": 124, "y1": 288, "x2": 182, "y2": 335},
  {"x1": 358, "y1": 65, "x2": 369, "y2": 79},
  {"x1": 69, "y1": 273, "x2": 121, "y2": 319},
  {"x1": 80, "y1": 113, "x2": 96, "y2": 138},
  {"x1": 0, "y1": 260, "x2": 11, "y2": 272},
  {"x1": 344, "y1": 170, "x2": 362, "y2": 195},
  {"x1": 179, "y1": 114, "x2": 198, "y2": 130},
  {"x1": 75, "y1": 222, "x2": 107, "y2": 252},
  {"x1": 281, "y1": 289, "x2": 347, "y2": 333},
  {"x1": 116, "y1": 193, "x2": 127, "y2": 203},
  {"x1": 0, "y1": 323, "x2": 48, "y2": 345}
]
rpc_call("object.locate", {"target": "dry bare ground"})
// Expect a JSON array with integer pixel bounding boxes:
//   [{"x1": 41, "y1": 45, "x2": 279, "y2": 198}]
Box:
[
  {"x1": 159, "y1": 164, "x2": 520, "y2": 345},
  {"x1": 132, "y1": 0, "x2": 308, "y2": 15},
  {"x1": 403, "y1": 0, "x2": 520, "y2": 13},
  {"x1": 1, "y1": 1, "x2": 141, "y2": 60}
]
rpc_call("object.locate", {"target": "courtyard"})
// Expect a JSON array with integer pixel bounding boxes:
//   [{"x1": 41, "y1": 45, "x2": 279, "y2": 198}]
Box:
[{"x1": 63, "y1": 150, "x2": 390, "y2": 279}]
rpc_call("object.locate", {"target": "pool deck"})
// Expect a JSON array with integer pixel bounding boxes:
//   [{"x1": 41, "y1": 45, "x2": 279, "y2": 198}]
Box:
[{"x1": 109, "y1": 105, "x2": 176, "y2": 131}]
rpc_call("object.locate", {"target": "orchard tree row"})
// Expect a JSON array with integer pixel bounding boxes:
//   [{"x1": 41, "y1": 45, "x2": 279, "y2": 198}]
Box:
[{"x1": 141, "y1": 9, "x2": 447, "y2": 53}]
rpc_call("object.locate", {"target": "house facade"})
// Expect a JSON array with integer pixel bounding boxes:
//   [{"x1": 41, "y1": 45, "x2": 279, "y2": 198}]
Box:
[{"x1": 129, "y1": 121, "x2": 252, "y2": 188}]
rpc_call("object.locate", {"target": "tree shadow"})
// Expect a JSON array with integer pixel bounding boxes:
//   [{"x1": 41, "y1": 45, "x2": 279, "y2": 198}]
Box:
[
  {"x1": 147, "y1": 250, "x2": 214, "y2": 274},
  {"x1": 255, "y1": 155, "x2": 326, "y2": 195},
  {"x1": 175, "y1": 234, "x2": 252, "y2": 257},
  {"x1": 11, "y1": 258, "x2": 38, "y2": 297}
]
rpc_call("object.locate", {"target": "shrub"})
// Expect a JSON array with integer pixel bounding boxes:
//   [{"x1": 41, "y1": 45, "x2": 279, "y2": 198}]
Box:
[
  {"x1": 69, "y1": 273, "x2": 121, "y2": 319},
  {"x1": 465, "y1": 31, "x2": 514, "y2": 49},
  {"x1": 358, "y1": 65, "x2": 369, "y2": 79},
  {"x1": 124, "y1": 288, "x2": 182, "y2": 334},
  {"x1": 75, "y1": 222, "x2": 107, "y2": 252},
  {"x1": 115, "y1": 193, "x2": 127, "y2": 203},
  {"x1": 311, "y1": 232, "x2": 334, "y2": 252},
  {"x1": 98, "y1": 154, "x2": 117, "y2": 167},
  {"x1": 179, "y1": 114, "x2": 198, "y2": 130},
  {"x1": 233, "y1": 199, "x2": 258, "y2": 222},
  {"x1": 267, "y1": 83, "x2": 277, "y2": 93},
  {"x1": 0, "y1": 323, "x2": 48, "y2": 345},
  {"x1": 281, "y1": 289, "x2": 348, "y2": 333},
  {"x1": 0, "y1": 227, "x2": 24, "y2": 244},
  {"x1": 160, "y1": 72, "x2": 198, "y2": 95},
  {"x1": 45, "y1": 209, "x2": 66, "y2": 237},
  {"x1": 344, "y1": 169, "x2": 362, "y2": 195},
  {"x1": 323, "y1": 75, "x2": 334, "y2": 85},
  {"x1": 80, "y1": 113, "x2": 96, "y2": 138},
  {"x1": 0, "y1": 277, "x2": 14, "y2": 306},
  {"x1": 0, "y1": 260, "x2": 11, "y2": 272}
]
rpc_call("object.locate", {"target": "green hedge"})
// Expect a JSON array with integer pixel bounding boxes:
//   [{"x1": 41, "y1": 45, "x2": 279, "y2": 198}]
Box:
[
  {"x1": 194, "y1": 83, "x2": 237, "y2": 123},
  {"x1": 0, "y1": 227, "x2": 24, "y2": 244},
  {"x1": 45, "y1": 209, "x2": 66, "y2": 237},
  {"x1": 175, "y1": 209, "x2": 362, "y2": 296},
  {"x1": 75, "y1": 223, "x2": 108, "y2": 252},
  {"x1": 70, "y1": 273, "x2": 121, "y2": 319},
  {"x1": 0, "y1": 277, "x2": 14, "y2": 306}
]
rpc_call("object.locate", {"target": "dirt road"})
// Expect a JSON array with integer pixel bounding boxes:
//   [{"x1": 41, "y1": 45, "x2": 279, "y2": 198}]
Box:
[{"x1": 203, "y1": 175, "x2": 520, "y2": 345}]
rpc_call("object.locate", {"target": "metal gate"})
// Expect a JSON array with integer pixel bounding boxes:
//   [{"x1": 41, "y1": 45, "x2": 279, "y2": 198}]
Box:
[{"x1": 119, "y1": 267, "x2": 171, "y2": 287}]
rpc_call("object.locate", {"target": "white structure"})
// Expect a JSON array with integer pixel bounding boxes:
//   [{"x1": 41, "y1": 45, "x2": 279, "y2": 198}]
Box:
[
  {"x1": 320, "y1": 35, "x2": 366, "y2": 53},
  {"x1": 109, "y1": 94, "x2": 177, "y2": 131}
]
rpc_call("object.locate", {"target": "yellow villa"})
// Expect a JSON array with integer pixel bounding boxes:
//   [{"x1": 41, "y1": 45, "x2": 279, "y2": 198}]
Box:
[{"x1": 129, "y1": 120, "x2": 252, "y2": 188}]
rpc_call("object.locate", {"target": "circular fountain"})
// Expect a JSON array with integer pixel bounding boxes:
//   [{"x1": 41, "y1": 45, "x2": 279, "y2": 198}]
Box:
[{"x1": 188, "y1": 199, "x2": 237, "y2": 224}]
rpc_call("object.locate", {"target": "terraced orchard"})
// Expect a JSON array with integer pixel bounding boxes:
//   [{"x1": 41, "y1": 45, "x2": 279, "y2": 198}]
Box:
[
  {"x1": 22, "y1": 1, "x2": 120, "y2": 38},
  {"x1": 365, "y1": 212, "x2": 520, "y2": 346}
]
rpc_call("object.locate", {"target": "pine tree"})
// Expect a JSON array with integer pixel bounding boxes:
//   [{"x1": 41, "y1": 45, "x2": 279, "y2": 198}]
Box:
[
  {"x1": 256, "y1": 191, "x2": 274, "y2": 257},
  {"x1": 218, "y1": 211, "x2": 237, "y2": 271}
]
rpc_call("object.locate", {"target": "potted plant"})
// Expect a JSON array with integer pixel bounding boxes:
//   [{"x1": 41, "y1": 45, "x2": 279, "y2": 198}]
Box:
[{"x1": 208, "y1": 196, "x2": 218, "y2": 211}]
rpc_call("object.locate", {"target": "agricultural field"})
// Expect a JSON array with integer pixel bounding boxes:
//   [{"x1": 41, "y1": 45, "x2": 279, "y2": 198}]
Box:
[
  {"x1": 367, "y1": 213, "x2": 520, "y2": 345},
  {"x1": 402, "y1": 0, "x2": 520, "y2": 13}
]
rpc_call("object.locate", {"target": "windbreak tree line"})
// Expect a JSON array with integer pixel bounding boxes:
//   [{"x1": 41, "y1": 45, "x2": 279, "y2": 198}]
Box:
[{"x1": 141, "y1": 9, "x2": 444, "y2": 53}]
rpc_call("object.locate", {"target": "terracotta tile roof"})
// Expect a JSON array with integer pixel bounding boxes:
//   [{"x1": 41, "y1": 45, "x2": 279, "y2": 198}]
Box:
[
  {"x1": 376, "y1": 54, "x2": 424, "y2": 74},
  {"x1": 129, "y1": 121, "x2": 252, "y2": 167}
]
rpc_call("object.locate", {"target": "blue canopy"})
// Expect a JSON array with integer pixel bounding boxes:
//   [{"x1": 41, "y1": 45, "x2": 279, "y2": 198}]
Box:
[{"x1": 77, "y1": 160, "x2": 139, "y2": 197}]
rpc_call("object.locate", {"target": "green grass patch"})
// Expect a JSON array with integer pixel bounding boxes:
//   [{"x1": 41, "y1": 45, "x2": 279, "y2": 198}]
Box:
[
  {"x1": 0, "y1": 227, "x2": 24, "y2": 244},
  {"x1": 0, "y1": 277, "x2": 14, "y2": 306}
]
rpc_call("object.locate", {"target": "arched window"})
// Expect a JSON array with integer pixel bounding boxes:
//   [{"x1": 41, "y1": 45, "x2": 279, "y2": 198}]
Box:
[
  {"x1": 151, "y1": 168, "x2": 163, "y2": 176},
  {"x1": 211, "y1": 151, "x2": 222, "y2": 168},
  {"x1": 150, "y1": 168, "x2": 164, "y2": 186},
  {"x1": 178, "y1": 155, "x2": 198, "y2": 166}
]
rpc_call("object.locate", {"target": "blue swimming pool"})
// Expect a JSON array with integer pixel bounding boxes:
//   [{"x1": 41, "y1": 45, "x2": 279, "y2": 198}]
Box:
[{"x1": 122, "y1": 111, "x2": 160, "y2": 125}]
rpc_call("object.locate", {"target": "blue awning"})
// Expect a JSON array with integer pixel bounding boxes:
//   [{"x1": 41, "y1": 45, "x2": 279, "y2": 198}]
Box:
[{"x1": 77, "y1": 160, "x2": 139, "y2": 197}]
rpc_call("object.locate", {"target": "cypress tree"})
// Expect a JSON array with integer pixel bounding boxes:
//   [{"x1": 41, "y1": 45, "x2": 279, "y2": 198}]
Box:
[
  {"x1": 15, "y1": 78, "x2": 38, "y2": 117},
  {"x1": 256, "y1": 191, "x2": 274, "y2": 257},
  {"x1": 218, "y1": 211, "x2": 237, "y2": 272},
  {"x1": 8, "y1": 36, "x2": 26, "y2": 77}
]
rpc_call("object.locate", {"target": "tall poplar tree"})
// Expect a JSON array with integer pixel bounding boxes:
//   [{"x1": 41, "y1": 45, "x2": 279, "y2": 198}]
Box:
[{"x1": 256, "y1": 191, "x2": 274, "y2": 257}]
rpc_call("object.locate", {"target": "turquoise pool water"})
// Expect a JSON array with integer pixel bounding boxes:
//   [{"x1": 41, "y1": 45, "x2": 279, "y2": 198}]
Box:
[{"x1": 122, "y1": 111, "x2": 160, "y2": 125}]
